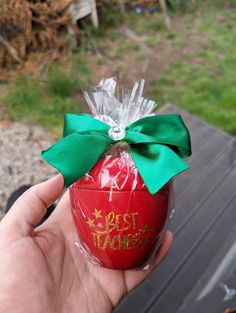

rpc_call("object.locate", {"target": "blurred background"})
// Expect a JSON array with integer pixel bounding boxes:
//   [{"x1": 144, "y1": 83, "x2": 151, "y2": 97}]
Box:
[{"x1": 0, "y1": 0, "x2": 236, "y2": 214}]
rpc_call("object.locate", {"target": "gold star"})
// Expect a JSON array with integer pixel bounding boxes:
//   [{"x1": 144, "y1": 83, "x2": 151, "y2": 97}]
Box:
[
  {"x1": 140, "y1": 224, "x2": 149, "y2": 232},
  {"x1": 87, "y1": 218, "x2": 95, "y2": 228},
  {"x1": 97, "y1": 222, "x2": 103, "y2": 228},
  {"x1": 140, "y1": 224, "x2": 155, "y2": 233},
  {"x1": 92, "y1": 208, "x2": 102, "y2": 219}
]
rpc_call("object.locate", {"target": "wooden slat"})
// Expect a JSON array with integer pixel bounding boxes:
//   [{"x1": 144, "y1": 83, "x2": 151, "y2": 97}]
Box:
[
  {"x1": 172, "y1": 142, "x2": 236, "y2": 233},
  {"x1": 174, "y1": 133, "x2": 234, "y2": 197},
  {"x1": 177, "y1": 223, "x2": 236, "y2": 313},
  {"x1": 148, "y1": 178, "x2": 236, "y2": 312}
]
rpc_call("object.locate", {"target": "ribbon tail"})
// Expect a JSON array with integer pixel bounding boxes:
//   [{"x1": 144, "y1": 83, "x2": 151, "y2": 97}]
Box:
[
  {"x1": 130, "y1": 143, "x2": 190, "y2": 195},
  {"x1": 42, "y1": 132, "x2": 113, "y2": 188}
]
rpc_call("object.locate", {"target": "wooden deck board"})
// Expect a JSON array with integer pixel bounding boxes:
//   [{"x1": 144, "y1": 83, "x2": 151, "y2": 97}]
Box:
[{"x1": 114, "y1": 104, "x2": 236, "y2": 313}]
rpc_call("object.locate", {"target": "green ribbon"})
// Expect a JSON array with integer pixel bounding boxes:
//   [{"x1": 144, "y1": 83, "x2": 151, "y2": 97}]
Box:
[{"x1": 42, "y1": 113, "x2": 191, "y2": 194}]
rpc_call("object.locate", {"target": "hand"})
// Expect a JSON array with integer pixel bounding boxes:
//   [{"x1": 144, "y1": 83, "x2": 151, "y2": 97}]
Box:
[{"x1": 0, "y1": 175, "x2": 172, "y2": 313}]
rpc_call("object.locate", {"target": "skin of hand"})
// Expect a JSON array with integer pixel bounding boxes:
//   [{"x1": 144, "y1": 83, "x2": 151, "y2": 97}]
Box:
[{"x1": 0, "y1": 174, "x2": 173, "y2": 313}]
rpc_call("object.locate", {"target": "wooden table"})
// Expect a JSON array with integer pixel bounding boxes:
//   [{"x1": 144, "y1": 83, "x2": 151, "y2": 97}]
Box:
[{"x1": 114, "y1": 104, "x2": 236, "y2": 313}]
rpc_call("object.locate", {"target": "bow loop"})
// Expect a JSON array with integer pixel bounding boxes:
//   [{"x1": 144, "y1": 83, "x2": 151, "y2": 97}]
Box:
[
  {"x1": 125, "y1": 114, "x2": 191, "y2": 158},
  {"x1": 42, "y1": 131, "x2": 114, "y2": 187}
]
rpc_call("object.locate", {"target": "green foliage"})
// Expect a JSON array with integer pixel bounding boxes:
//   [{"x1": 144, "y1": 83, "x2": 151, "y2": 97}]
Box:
[
  {"x1": 48, "y1": 69, "x2": 80, "y2": 98},
  {"x1": 168, "y1": 0, "x2": 189, "y2": 11},
  {"x1": 115, "y1": 45, "x2": 126, "y2": 58},
  {"x1": 90, "y1": 6, "x2": 123, "y2": 38},
  {"x1": 167, "y1": 0, "x2": 236, "y2": 12},
  {"x1": 128, "y1": 13, "x2": 163, "y2": 36},
  {"x1": 98, "y1": 5, "x2": 123, "y2": 28},
  {"x1": 76, "y1": 6, "x2": 123, "y2": 54},
  {"x1": 4, "y1": 60, "x2": 90, "y2": 132},
  {"x1": 6, "y1": 77, "x2": 43, "y2": 121},
  {"x1": 229, "y1": 0, "x2": 236, "y2": 6},
  {"x1": 136, "y1": 49, "x2": 150, "y2": 60},
  {"x1": 47, "y1": 61, "x2": 90, "y2": 98},
  {"x1": 152, "y1": 8, "x2": 236, "y2": 134},
  {"x1": 146, "y1": 35, "x2": 158, "y2": 47}
]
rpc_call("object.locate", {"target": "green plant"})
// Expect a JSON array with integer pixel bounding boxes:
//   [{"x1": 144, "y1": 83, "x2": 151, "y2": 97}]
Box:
[
  {"x1": 151, "y1": 6, "x2": 236, "y2": 135},
  {"x1": 47, "y1": 59, "x2": 90, "y2": 97},
  {"x1": 136, "y1": 49, "x2": 150, "y2": 60},
  {"x1": 115, "y1": 45, "x2": 126, "y2": 58},
  {"x1": 116, "y1": 63, "x2": 127, "y2": 76},
  {"x1": 146, "y1": 35, "x2": 158, "y2": 47},
  {"x1": 47, "y1": 68, "x2": 80, "y2": 98},
  {"x1": 4, "y1": 61, "x2": 90, "y2": 131},
  {"x1": 92, "y1": 6, "x2": 123, "y2": 38},
  {"x1": 6, "y1": 76, "x2": 43, "y2": 121},
  {"x1": 167, "y1": 0, "x2": 189, "y2": 11},
  {"x1": 152, "y1": 58, "x2": 236, "y2": 134}
]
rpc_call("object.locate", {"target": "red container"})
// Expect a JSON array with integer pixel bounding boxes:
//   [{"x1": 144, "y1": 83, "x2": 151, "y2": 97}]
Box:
[{"x1": 70, "y1": 147, "x2": 173, "y2": 270}]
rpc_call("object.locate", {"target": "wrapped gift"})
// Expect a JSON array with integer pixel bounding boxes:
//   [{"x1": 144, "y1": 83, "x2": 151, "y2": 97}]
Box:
[{"x1": 42, "y1": 77, "x2": 191, "y2": 270}]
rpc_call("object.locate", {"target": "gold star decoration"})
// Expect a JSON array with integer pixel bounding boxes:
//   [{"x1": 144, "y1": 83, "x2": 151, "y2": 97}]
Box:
[
  {"x1": 86, "y1": 218, "x2": 95, "y2": 228},
  {"x1": 140, "y1": 224, "x2": 149, "y2": 232},
  {"x1": 97, "y1": 222, "x2": 103, "y2": 228},
  {"x1": 140, "y1": 224, "x2": 155, "y2": 233},
  {"x1": 92, "y1": 208, "x2": 102, "y2": 220}
]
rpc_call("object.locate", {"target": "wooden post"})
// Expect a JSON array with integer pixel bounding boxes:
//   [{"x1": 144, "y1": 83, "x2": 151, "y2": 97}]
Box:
[
  {"x1": 159, "y1": 0, "x2": 172, "y2": 31},
  {"x1": 90, "y1": 0, "x2": 99, "y2": 28}
]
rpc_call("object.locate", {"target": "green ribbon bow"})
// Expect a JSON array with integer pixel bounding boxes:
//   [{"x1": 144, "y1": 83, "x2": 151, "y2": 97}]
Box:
[{"x1": 42, "y1": 113, "x2": 191, "y2": 194}]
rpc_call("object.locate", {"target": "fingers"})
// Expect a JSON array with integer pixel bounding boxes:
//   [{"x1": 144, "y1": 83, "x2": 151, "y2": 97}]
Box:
[{"x1": 1, "y1": 174, "x2": 64, "y2": 237}]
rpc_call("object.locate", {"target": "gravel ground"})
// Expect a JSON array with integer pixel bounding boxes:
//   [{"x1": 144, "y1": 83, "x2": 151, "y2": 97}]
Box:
[{"x1": 0, "y1": 121, "x2": 57, "y2": 219}]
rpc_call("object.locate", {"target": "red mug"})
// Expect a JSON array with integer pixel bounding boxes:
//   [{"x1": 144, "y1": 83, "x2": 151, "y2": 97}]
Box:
[{"x1": 70, "y1": 149, "x2": 173, "y2": 270}]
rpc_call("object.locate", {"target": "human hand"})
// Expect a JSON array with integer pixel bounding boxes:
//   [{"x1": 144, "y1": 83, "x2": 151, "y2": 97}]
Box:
[{"x1": 0, "y1": 175, "x2": 172, "y2": 313}]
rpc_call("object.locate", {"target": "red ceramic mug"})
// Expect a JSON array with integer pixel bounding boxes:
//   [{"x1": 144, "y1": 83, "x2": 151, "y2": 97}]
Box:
[{"x1": 70, "y1": 147, "x2": 173, "y2": 270}]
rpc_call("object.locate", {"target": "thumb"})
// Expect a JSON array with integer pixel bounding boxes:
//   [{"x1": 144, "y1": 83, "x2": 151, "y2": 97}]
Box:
[{"x1": 1, "y1": 174, "x2": 64, "y2": 237}]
